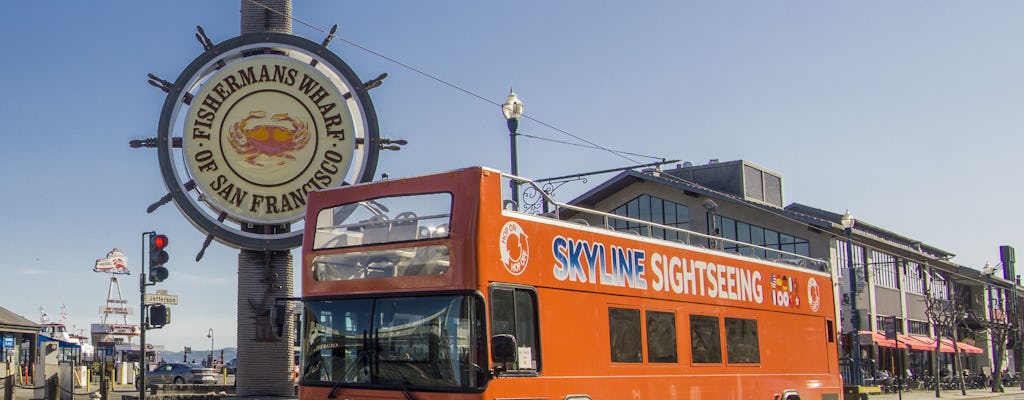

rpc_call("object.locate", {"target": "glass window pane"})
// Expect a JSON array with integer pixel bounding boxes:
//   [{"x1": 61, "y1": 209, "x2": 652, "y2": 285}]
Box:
[
  {"x1": 737, "y1": 222, "x2": 750, "y2": 243},
  {"x1": 795, "y1": 242, "x2": 809, "y2": 256},
  {"x1": 664, "y1": 203, "x2": 677, "y2": 225},
  {"x1": 314, "y1": 192, "x2": 453, "y2": 250},
  {"x1": 638, "y1": 195, "x2": 652, "y2": 222},
  {"x1": 646, "y1": 311, "x2": 677, "y2": 363},
  {"x1": 725, "y1": 318, "x2": 760, "y2": 364},
  {"x1": 627, "y1": 198, "x2": 639, "y2": 219},
  {"x1": 750, "y1": 226, "x2": 765, "y2": 246},
  {"x1": 651, "y1": 198, "x2": 664, "y2": 224},
  {"x1": 689, "y1": 315, "x2": 721, "y2": 364},
  {"x1": 765, "y1": 231, "x2": 779, "y2": 247},
  {"x1": 491, "y1": 286, "x2": 540, "y2": 372},
  {"x1": 609, "y1": 308, "x2": 642, "y2": 363},
  {"x1": 720, "y1": 218, "x2": 736, "y2": 240}
]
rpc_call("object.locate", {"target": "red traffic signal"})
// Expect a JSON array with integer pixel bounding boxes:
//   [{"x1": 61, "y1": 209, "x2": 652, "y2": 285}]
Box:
[
  {"x1": 151, "y1": 234, "x2": 169, "y2": 250},
  {"x1": 149, "y1": 233, "x2": 170, "y2": 282}
]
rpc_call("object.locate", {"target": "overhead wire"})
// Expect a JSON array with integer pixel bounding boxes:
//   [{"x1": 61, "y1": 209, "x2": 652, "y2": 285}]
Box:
[
  {"x1": 518, "y1": 133, "x2": 663, "y2": 161},
  {"x1": 243, "y1": 0, "x2": 657, "y2": 166},
  {"x1": 240, "y1": 1, "x2": 962, "y2": 271}
]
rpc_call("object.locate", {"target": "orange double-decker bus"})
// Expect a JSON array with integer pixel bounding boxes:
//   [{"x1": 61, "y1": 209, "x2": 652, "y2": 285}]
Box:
[{"x1": 299, "y1": 166, "x2": 842, "y2": 400}]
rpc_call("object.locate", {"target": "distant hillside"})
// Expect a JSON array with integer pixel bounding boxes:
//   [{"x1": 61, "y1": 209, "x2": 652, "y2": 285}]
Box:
[{"x1": 158, "y1": 347, "x2": 237, "y2": 364}]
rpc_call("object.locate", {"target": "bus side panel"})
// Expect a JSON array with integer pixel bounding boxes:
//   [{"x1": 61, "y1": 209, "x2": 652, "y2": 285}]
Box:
[{"x1": 483, "y1": 286, "x2": 842, "y2": 399}]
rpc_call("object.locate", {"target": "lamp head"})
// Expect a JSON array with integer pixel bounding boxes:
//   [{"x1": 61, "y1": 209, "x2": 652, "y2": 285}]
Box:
[
  {"x1": 502, "y1": 90, "x2": 524, "y2": 121},
  {"x1": 840, "y1": 210, "x2": 855, "y2": 230}
]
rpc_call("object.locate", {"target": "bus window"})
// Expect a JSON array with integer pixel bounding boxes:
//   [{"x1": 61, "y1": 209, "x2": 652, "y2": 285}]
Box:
[
  {"x1": 725, "y1": 317, "x2": 760, "y2": 364},
  {"x1": 608, "y1": 308, "x2": 642, "y2": 363},
  {"x1": 312, "y1": 245, "x2": 451, "y2": 281},
  {"x1": 490, "y1": 285, "x2": 540, "y2": 373},
  {"x1": 313, "y1": 192, "x2": 452, "y2": 250},
  {"x1": 646, "y1": 311, "x2": 677, "y2": 363},
  {"x1": 689, "y1": 315, "x2": 722, "y2": 364}
]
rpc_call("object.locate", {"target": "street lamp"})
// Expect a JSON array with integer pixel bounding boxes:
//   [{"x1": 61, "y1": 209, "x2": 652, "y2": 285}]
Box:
[
  {"x1": 841, "y1": 210, "x2": 862, "y2": 387},
  {"x1": 501, "y1": 89, "x2": 524, "y2": 207}
]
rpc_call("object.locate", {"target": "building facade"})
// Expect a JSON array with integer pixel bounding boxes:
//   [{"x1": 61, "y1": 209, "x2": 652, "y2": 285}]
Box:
[{"x1": 0, "y1": 305, "x2": 39, "y2": 378}]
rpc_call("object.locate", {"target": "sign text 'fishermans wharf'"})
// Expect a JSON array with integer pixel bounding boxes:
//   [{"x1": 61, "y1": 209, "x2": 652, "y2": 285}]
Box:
[{"x1": 183, "y1": 56, "x2": 357, "y2": 223}]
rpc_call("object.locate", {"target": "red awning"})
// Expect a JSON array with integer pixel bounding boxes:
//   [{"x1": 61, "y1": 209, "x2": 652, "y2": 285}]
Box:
[
  {"x1": 909, "y1": 335, "x2": 956, "y2": 353},
  {"x1": 895, "y1": 334, "x2": 933, "y2": 351},
  {"x1": 859, "y1": 331, "x2": 896, "y2": 348},
  {"x1": 942, "y1": 338, "x2": 984, "y2": 354}
]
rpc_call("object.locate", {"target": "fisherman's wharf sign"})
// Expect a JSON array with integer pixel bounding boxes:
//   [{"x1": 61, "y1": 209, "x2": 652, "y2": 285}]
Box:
[
  {"x1": 154, "y1": 33, "x2": 380, "y2": 250},
  {"x1": 184, "y1": 56, "x2": 355, "y2": 222}
]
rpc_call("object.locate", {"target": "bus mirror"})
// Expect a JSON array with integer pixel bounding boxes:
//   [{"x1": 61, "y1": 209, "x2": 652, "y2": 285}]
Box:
[{"x1": 491, "y1": 334, "x2": 517, "y2": 364}]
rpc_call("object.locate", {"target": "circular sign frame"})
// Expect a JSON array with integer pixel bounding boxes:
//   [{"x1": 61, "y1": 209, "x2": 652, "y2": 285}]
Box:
[{"x1": 157, "y1": 33, "x2": 380, "y2": 251}]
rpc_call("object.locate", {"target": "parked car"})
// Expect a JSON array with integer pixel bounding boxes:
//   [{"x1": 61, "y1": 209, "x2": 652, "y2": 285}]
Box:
[
  {"x1": 225, "y1": 358, "x2": 237, "y2": 374},
  {"x1": 138, "y1": 363, "x2": 218, "y2": 387}
]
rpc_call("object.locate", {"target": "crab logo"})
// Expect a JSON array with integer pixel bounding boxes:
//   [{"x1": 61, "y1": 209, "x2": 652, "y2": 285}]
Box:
[
  {"x1": 228, "y1": 111, "x2": 310, "y2": 166},
  {"x1": 499, "y1": 221, "x2": 529, "y2": 276},
  {"x1": 807, "y1": 277, "x2": 822, "y2": 312}
]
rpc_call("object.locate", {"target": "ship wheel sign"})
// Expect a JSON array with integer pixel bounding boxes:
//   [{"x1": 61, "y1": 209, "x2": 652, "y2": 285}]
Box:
[{"x1": 138, "y1": 29, "x2": 384, "y2": 254}]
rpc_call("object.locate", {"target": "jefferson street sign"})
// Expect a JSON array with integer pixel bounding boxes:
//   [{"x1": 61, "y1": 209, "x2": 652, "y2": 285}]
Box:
[{"x1": 144, "y1": 293, "x2": 179, "y2": 305}]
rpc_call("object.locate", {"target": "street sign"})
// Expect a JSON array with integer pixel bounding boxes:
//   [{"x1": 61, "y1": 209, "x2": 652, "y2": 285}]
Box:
[{"x1": 144, "y1": 293, "x2": 179, "y2": 305}]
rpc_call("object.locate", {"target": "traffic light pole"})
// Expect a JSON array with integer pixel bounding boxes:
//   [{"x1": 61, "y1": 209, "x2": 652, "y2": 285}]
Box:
[{"x1": 139, "y1": 231, "x2": 155, "y2": 400}]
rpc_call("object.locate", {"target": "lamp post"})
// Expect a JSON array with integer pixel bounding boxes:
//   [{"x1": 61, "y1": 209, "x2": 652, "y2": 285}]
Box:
[
  {"x1": 841, "y1": 210, "x2": 862, "y2": 387},
  {"x1": 501, "y1": 90, "x2": 524, "y2": 207}
]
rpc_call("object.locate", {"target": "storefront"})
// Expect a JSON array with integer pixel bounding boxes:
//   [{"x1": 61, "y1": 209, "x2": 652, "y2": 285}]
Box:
[{"x1": 0, "y1": 306, "x2": 39, "y2": 379}]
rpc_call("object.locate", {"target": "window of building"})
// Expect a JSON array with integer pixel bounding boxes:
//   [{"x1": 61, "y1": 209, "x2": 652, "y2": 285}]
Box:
[
  {"x1": 714, "y1": 215, "x2": 810, "y2": 258},
  {"x1": 930, "y1": 273, "x2": 948, "y2": 300},
  {"x1": 490, "y1": 285, "x2": 540, "y2": 372},
  {"x1": 908, "y1": 320, "x2": 929, "y2": 336},
  {"x1": 610, "y1": 195, "x2": 689, "y2": 241},
  {"x1": 872, "y1": 251, "x2": 898, "y2": 289},
  {"x1": 725, "y1": 317, "x2": 760, "y2": 364},
  {"x1": 689, "y1": 315, "x2": 722, "y2": 364},
  {"x1": 609, "y1": 307, "x2": 642, "y2": 363},
  {"x1": 904, "y1": 262, "x2": 924, "y2": 294},
  {"x1": 835, "y1": 239, "x2": 865, "y2": 284},
  {"x1": 646, "y1": 311, "x2": 677, "y2": 363},
  {"x1": 875, "y1": 315, "x2": 903, "y2": 334}
]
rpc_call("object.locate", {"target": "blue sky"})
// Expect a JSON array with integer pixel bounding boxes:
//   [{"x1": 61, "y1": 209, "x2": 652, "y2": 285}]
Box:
[{"x1": 2, "y1": 1, "x2": 1023, "y2": 351}]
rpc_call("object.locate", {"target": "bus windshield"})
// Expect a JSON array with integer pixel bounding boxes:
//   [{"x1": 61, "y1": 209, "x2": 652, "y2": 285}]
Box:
[{"x1": 301, "y1": 294, "x2": 488, "y2": 391}]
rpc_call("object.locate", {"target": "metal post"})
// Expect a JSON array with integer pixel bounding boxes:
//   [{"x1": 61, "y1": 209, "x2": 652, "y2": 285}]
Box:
[
  {"x1": 237, "y1": 2, "x2": 296, "y2": 396},
  {"x1": 4, "y1": 374, "x2": 12, "y2": 400},
  {"x1": 846, "y1": 227, "x2": 862, "y2": 387},
  {"x1": 100, "y1": 368, "x2": 107, "y2": 400},
  {"x1": 508, "y1": 117, "x2": 520, "y2": 207},
  {"x1": 139, "y1": 232, "x2": 149, "y2": 400}
]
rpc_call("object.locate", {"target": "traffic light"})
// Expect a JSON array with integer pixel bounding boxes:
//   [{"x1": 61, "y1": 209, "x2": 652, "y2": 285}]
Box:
[
  {"x1": 148, "y1": 304, "x2": 170, "y2": 328},
  {"x1": 149, "y1": 234, "x2": 170, "y2": 282}
]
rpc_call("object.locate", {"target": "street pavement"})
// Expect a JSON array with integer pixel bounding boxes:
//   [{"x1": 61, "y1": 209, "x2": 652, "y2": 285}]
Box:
[
  {"x1": 11, "y1": 380, "x2": 236, "y2": 400},
  {"x1": 871, "y1": 387, "x2": 1024, "y2": 400}
]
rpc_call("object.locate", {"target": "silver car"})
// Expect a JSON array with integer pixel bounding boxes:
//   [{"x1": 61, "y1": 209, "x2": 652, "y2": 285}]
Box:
[{"x1": 139, "y1": 363, "x2": 218, "y2": 386}]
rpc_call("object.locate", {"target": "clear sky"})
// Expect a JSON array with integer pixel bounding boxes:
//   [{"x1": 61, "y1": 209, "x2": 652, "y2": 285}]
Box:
[{"x1": 2, "y1": 1, "x2": 1023, "y2": 351}]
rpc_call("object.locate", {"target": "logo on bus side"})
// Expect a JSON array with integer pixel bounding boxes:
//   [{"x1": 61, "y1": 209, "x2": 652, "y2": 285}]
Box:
[
  {"x1": 499, "y1": 221, "x2": 530, "y2": 276},
  {"x1": 807, "y1": 277, "x2": 822, "y2": 312}
]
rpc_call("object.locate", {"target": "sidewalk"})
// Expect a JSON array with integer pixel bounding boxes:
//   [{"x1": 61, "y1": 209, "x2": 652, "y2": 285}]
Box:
[{"x1": 871, "y1": 387, "x2": 1024, "y2": 399}]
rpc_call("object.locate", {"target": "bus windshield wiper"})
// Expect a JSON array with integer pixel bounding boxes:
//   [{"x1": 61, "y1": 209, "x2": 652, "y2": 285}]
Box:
[
  {"x1": 327, "y1": 331, "x2": 370, "y2": 399},
  {"x1": 376, "y1": 360, "x2": 417, "y2": 400}
]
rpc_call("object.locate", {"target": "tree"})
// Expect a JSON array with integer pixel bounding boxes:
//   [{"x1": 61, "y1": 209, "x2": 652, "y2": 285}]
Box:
[
  {"x1": 979, "y1": 283, "x2": 1017, "y2": 393},
  {"x1": 923, "y1": 275, "x2": 972, "y2": 397}
]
